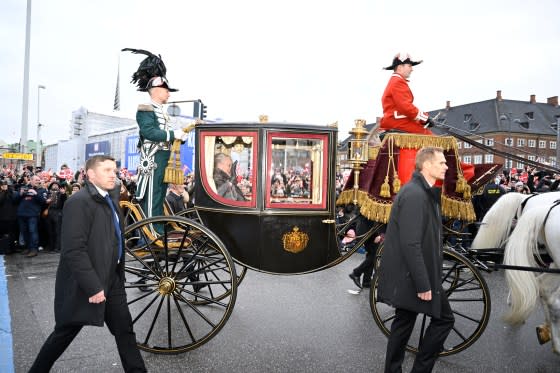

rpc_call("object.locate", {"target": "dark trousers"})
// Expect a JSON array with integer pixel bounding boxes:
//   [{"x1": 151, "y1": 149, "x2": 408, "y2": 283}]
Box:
[
  {"x1": 352, "y1": 219, "x2": 384, "y2": 286},
  {"x1": 384, "y1": 294, "x2": 454, "y2": 373},
  {"x1": 18, "y1": 216, "x2": 39, "y2": 251},
  {"x1": 46, "y1": 209, "x2": 62, "y2": 252},
  {"x1": 29, "y1": 274, "x2": 146, "y2": 373},
  {"x1": 352, "y1": 245, "x2": 376, "y2": 285},
  {"x1": 0, "y1": 219, "x2": 18, "y2": 253}
]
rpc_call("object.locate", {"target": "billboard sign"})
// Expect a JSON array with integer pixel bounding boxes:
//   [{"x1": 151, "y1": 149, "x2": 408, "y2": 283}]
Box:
[
  {"x1": 1, "y1": 152, "x2": 34, "y2": 160},
  {"x1": 125, "y1": 135, "x2": 140, "y2": 175},
  {"x1": 85, "y1": 141, "x2": 111, "y2": 160}
]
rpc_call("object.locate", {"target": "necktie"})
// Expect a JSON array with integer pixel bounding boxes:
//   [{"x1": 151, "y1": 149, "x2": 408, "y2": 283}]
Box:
[{"x1": 104, "y1": 194, "x2": 122, "y2": 262}]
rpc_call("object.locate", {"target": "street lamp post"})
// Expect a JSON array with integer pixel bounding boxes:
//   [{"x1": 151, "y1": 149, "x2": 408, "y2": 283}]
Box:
[{"x1": 37, "y1": 84, "x2": 46, "y2": 167}]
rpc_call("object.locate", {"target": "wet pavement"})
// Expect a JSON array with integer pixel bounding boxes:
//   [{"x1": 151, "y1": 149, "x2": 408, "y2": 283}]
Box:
[{"x1": 3, "y1": 251, "x2": 560, "y2": 372}]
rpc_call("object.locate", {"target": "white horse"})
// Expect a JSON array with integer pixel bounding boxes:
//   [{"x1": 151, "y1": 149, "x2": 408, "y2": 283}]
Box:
[
  {"x1": 471, "y1": 191, "x2": 560, "y2": 251},
  {"x1": 502, "y1": 200, "x2": 560, "y2": 354}
]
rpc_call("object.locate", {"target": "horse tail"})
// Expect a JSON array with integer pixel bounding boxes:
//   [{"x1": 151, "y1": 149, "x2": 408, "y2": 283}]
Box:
[
  {"x1": 503, "y1": 205, "x2": 548, "y2": 325},
  {"x1": 471, "y1": 193, "x2": 527, "y2": 250}
]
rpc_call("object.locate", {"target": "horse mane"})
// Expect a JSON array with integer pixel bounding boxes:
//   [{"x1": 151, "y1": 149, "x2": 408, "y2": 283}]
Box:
[{"x1": 471, "y1": 193, "x2": 528, "y2": 250}]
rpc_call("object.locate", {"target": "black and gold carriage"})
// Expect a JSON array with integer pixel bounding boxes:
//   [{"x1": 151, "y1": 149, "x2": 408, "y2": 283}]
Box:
[{"x1": 120, "y1": 119, "x2": 500, "y2": 355}]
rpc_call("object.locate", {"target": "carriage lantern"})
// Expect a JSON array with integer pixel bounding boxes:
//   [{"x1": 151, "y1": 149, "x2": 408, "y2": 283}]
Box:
[{"x1": 347, "y1": 119, "x2": 369, "y2": 204}]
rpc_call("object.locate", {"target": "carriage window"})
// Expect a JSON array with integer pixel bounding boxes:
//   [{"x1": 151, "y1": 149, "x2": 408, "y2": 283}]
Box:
[
  {"x1": 265, "y1": 133, "x2": 328, "y2": 209},
  {"x1": 200, "y1": 131, "x2": 257, "y2": 207}
]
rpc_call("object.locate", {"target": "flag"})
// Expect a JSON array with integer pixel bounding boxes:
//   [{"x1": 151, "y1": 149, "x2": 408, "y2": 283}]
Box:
[{"x1": 113, "y1": 56, "x2": 120, "y2": 111}]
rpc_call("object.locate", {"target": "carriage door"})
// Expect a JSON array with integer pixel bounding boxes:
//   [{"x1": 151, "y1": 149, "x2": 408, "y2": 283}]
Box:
[{"x1": 260, "y1": 132, "x2": 338, "y2": 273}]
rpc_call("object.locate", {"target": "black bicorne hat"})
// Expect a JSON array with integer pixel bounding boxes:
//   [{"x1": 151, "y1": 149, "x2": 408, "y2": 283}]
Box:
[
  {"x1": 122, "y1": 48, "x2": 178, "y2": 92},
  {"x1": 145, "y1": 76, "x2": 178, "y2": 92},
  {"x1": 383, "y1": 52, "x2": 423, "y2": 70}
]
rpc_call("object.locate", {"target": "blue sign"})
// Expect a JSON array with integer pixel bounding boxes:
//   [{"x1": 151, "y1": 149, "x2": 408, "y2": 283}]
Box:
[
  {"x1": 85, "y1": 140, "x2": 111, "y2": 159},
  {"x1": 180, "y1": 131, "x2": 196, "y2": 174},
  {"x1": 125, "y1": 135, "x2": 140, "y2": 175},
  {"x1": 124, "y1": 134, "x2": 195, "y2": 176}
]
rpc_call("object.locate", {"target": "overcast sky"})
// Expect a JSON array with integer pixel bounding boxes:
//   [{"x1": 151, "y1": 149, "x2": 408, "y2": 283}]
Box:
[{"x1": 2, "y1": 0, "x2": 560, "y2": 145}]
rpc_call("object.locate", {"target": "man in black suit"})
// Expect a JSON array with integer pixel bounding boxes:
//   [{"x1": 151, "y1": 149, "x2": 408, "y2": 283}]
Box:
[
  {"x1": 29, "y1": 155, "x2": 146, "y2": 372},
  {"x1": 377, "y1": 147, "x2": 454, "y2": 373}
]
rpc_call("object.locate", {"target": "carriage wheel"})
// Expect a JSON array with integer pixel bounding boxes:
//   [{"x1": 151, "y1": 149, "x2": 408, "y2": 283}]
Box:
[
  {"x1": 370, "y1": 248, "x2": 491, "y2": 356},
  {"x1": 123, "y1": 216, "x2": 237, "y2": 354},
  {"x1": 234, "y1": 263, "x2": 248, "y2": 286},
  {"x1": 189, "y1": 261, "x2": 247, "y2": 305}
]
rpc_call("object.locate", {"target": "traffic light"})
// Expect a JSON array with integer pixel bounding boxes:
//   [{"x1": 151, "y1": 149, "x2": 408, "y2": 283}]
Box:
[
  {"x1": 201, "y1": 103, "x2": 207, "y2": 120},
  {"x1": 192, "y1": 101, "x2": 201, "y2": 119}
]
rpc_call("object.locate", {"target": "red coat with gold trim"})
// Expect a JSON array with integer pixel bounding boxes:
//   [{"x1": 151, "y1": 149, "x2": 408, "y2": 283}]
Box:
[{"x1": 380, "y1": 73, "x2": 432, "y2": 135}]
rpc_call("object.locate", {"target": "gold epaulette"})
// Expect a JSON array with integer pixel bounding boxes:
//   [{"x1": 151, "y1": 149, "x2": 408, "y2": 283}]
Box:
[{"x1": 138, "y1": 104, "x2": 154, "y2": 112}]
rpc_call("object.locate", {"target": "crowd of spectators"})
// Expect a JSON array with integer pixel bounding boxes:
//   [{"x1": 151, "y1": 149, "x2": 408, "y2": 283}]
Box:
[
  {"x1": 0, "y1": 163, "x2": 138, "y2": 257},
  {"x1": 270, "y1": 168, "x2": 311, "y2": 199},
  {"x1": 492, "y1": 166, "x2": 560, "y2": 194}
]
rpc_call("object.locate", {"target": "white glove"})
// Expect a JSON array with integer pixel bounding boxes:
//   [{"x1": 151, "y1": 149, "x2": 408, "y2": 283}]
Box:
[{"x1": 173, "y1": 129, "x2": 185, "y2": 141}]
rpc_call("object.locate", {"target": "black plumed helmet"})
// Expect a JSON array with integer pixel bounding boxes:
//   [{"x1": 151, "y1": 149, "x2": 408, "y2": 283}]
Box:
[{"x1": 122, "y1": 48, "x2": 168, "y2": 91}]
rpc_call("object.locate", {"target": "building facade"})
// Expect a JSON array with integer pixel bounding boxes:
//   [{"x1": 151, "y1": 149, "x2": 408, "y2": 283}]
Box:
[
  {"x1": 430, "y1": 91, "x2": 560, "y2": 169},
  {"x1": 44, "y1": 107, "x2": 196, "y2": 175}
]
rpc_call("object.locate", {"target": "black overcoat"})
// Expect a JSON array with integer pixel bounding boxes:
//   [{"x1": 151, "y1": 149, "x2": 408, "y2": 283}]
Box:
[
  {"x1": 377, "y1": 171, "x2": 444, "y2": 318},
  {"x1": 54, "y1": 181, "x2": 125, "y2": 327}
]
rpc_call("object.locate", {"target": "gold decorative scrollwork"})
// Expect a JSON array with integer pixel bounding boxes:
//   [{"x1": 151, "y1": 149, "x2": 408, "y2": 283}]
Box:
[{"x1": 282, "y1": 226, "x2": 309, "y2": 254}]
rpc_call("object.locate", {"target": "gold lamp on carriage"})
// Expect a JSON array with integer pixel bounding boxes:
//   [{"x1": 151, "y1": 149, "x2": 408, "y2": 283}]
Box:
[{"x1": 347, "y1": 119, "x2": 369, "y2": 204}]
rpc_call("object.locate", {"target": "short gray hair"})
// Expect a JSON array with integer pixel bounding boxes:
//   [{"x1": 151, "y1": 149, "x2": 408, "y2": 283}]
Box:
[{"x1": 415, "y1": 147, "x2": 444, "y2": 171}]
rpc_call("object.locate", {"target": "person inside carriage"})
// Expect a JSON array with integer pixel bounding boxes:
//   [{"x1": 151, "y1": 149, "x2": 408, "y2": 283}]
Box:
[{"x1": 213, "y1": 153, "x2": 246, "y2": 201}]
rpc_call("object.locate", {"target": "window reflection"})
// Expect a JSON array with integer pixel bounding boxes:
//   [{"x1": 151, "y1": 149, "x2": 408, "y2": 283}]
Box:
[{"x1": 268, "y1": 136, "x2": 325, "y2": 207}]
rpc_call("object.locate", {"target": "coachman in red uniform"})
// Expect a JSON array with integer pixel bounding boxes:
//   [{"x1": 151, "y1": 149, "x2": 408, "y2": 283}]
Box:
[{"x1": 380, "y1": 53, "x2": 433, "y2": 135}]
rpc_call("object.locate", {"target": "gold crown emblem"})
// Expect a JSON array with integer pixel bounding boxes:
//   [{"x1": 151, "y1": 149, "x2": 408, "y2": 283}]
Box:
[{"x1": 282, "y1": 226, "x2": 309, "y2": 254}]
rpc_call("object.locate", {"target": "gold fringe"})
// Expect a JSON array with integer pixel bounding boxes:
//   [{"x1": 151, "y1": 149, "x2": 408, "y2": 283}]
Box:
[
  {"x1": 441, "y1": 194, "x2": 476, "y2": 223},
  {"x1": 336, "y1": 189, "x2": 393, "y2": 223},
  {"x1": 379, "y1": 133, "x2": 458, "y2": 152},
  {"x1": 337, "y1": 189, "x2": 476, "y2": 224},
  {"x1": 369, "y1": 134, "x2": 459, "y2": 161}
]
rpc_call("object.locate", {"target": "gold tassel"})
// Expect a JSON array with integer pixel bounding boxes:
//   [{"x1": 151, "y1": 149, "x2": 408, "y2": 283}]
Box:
[
  {"x1": 380, "y1": 176, "x2": 391, "y2": 198},
  {"x1": 455, "y1": 175, "x2": 466, "y2": 193},
  {"x1": 164, "y1": 139, "x2": 183, "y2": 184},
  {"x1": 392, "y1": 174, "x2": 401, "y2": 194},
  {"x1": 163, "y1": 167, "x2": 174, "y2": 184},
  {"x1": 462, "y1": 184, "x2": 471, "y2": 199}
]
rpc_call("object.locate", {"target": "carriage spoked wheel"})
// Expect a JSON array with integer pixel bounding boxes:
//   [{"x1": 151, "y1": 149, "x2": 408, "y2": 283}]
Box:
[
  {"x1": 123, "y1": 215, "x2": 237, "y2": 354},
  {"x1": 233, "y1": 262, "x2": 248, "y2": 286},
  {"x1": 370, "y1": 248, "x2": 491, "y2": 356}
]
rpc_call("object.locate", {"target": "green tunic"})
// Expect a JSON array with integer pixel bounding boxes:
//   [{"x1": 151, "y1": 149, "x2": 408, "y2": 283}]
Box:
[{"x1": 135, "y1": 103, "x2": 176, "y2": 219}]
